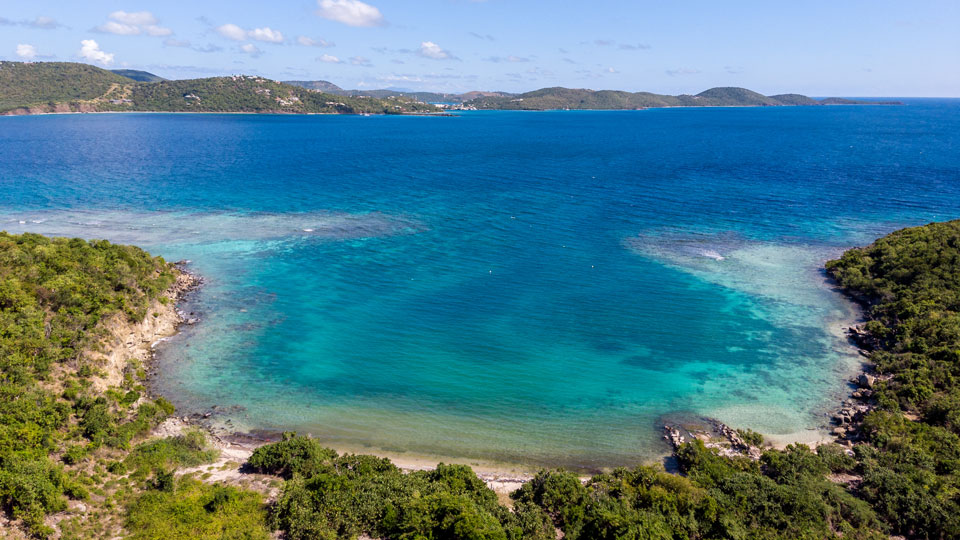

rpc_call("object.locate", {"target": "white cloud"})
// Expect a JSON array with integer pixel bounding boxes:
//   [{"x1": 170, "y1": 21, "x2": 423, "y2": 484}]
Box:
[
  {"x1": 316, "y1": 0, "x2": 384, "y2": 27},
  {"x1": 217, "y1": 23, "x2": 248, "y2": 41},
  {"x1": 79, "y1": 39, "x2": 114, "y2": 65},
  {"x1": 97, "y1": 21, "x2": 140, "y2": 35},
  {"x1": 350, "y1": 56, "x2": 372, "y2": 66},
  {"x1": 110, "y1": 11, "x2": 158, "y2": 26},
  {"x1": 297, "y1": 36, "x2": 334, "y2": 48},
  {"x1": 28, "y1": 16, "x2": 61, "y2": 29},
  {"x1": 240, "y1": 43, "x2": 262, "y2": 57},
  {"x1": 607, "y1": 67, "x2": 618, "y2": 73},
  {"x1": 317, "y1": 54, "x2": 342, "y2": 63},
  {"x1": 249, "y1": 27, "x2": 284, "y2": 43},
  {"x1": 164, "y1": 38, "x2": 191, "y2": 48},
  {"x1": 218, "y1": 24, "x2": 285, "y2": 43},
  {"x1": 418, "y1": 41, "x2": 453, "y2": 60},
  {"x1": 96, "y1": 11, "x2": 171, "y2": 36},
  {"x1": 16, "y1": 44, "x2": 38, "y2": 59}
]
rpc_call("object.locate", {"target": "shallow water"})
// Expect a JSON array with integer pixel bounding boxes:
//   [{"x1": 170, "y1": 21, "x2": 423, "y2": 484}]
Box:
[{"x1": 2, "y1": 101, "x2": 959, "y2": 469}]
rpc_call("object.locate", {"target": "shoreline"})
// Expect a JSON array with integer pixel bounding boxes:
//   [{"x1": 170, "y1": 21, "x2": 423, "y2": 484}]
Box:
[
  {"x1": 0, "y1": 109, "x2": 452, "y2": 118},
  {"x1": 1, "y1": 102, "x2": 900, "y2": 118},
  {"x1": 140, "y1": 264, "x2": 542, "y2": 493},
  {"x1": 138, "y1": 251, "x2": 876, "y2": 489}
]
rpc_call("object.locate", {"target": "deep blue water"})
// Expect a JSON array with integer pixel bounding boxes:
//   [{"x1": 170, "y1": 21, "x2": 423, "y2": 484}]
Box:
[{"x1": 2, "y1": 100, "x2": 958, "y2": 469}]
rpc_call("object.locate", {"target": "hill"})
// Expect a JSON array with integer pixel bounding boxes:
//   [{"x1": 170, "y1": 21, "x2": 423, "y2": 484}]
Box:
[
  {"x1": 0, "y1": 62, "x2": 439, "y2": 115},
  {"x1": 769, "y1": 93, "x2": 821, "y2": 105},
  {"x1": 693, "y1": 86, "x2": 782, "y2": 106},
  {"x1": 465, "y1": 86, "x2": 901, "y2": 110},
  {"x1": 111, "y1": 69, "x2": 166, "y2": 82},
  {"x1": 0, "y1": 61, "x2": 131, "y2": 112}
]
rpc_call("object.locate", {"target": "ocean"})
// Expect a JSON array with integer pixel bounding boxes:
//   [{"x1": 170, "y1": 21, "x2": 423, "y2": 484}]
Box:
[{"x1": 2, "y1": 100, "x2": 958, "y2": 470}]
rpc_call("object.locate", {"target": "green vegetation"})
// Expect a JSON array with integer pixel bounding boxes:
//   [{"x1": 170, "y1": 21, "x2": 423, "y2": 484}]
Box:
[
  {"x1": 826, "y1": 219, "x2": 960, "y2": 538},
  {"x1": 116, "y1": 75, "x2": 437, "y2": 114},
  {"x1": 0, "y1": 232, "x2": 180, "y2": 534},
  {"x1": 0, "y1": 61, "x2": 130, "y2": 113},
  {"x1": 122, "y1": 430, "x2": 219, "y2": 479},
  {"x1": 124, "y1": 476, "x2": 270, "y2": 540},
  {"x1": 247, "y1": 434, "x2": 886, "y2": 540},
  {"x1": 252, "y1": 435, "x2": 553, "y2": 540},
  {"x1": 0, "y1": 61, "x2": 439, "y2": 115}
]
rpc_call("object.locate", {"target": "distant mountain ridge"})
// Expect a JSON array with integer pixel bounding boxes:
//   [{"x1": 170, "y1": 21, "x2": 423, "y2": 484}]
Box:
[
  {"x1": 284, "y1": 80, "x2": 901, "y2": 109},
  {"x1": 464, "y1": 86, "x2": 901, "y2": 110},
  {"x1": 111, "y1": 69, "x2": 166, "y2": 82},
  {"x1": 283, "y1": 80, "x2": 343, "y2": 92},
  {"x1": 0, "y1": 62, "x2": 439, "y2": 115},
  {"x1": 0, "y1": 62, "x2": 901, "y2": 115}
]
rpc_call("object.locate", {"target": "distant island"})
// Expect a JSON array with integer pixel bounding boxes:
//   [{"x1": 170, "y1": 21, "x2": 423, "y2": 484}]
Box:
[
  {"x1": 285, "y1": 79, "x2": 902, "y2": 110},
  {"x1": 0, "y1": 61, "x2": 900, "y2": 116}
]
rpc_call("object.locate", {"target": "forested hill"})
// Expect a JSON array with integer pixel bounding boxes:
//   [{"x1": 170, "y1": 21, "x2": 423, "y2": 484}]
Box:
[
  {"x1": 0, "y1": 61, "x2": 439, "y2": 115},
  {"x1": 465, "y1": 86, "x2": 901, "y2": 110}
]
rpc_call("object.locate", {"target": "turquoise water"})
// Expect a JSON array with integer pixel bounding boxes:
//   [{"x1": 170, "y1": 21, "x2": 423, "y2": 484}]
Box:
[{"x1": 2, "y1": 101, "x2": 959, "y2": 469}]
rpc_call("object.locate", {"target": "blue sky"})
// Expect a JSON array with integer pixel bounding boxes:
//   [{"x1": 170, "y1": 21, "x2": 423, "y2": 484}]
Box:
[{"x1": 1, "y1": 0, "x2": 957, "y2": 96}]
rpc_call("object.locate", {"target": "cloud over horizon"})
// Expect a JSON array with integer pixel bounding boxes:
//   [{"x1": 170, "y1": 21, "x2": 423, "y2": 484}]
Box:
[
  {"x1": 16, "y1": 44, "x2": 38, "y2": 59},
  {"x1": 418, "y1": 41, "x2": 455, "y2": 60},
  {"x1": 78, "y1": 39, "x2": 114, "y2": 65}
]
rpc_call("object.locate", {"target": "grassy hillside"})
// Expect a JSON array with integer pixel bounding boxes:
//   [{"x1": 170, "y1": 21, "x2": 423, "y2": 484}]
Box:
[
  {"x1": 0, "y1": 61, "x2": 131, "y2": 112},
  {"x1": 0, "y1": 62, "x2": 439, "y2": 115}
]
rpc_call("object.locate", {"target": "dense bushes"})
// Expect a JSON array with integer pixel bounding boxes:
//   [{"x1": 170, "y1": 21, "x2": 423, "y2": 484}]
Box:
[
  {"x1": 258, "y1": 436, "x2": 552, "y2": 540},
  {"x1": 247, "y1": 431, "x2": 338, "y2": 478},
  {"x1": 254, "y1": 435, "x2": 888, "y2": 540},
  {"x1": 0, "y1": 233, "x2": 176, "y2": 535},
  {"x1": 827, "y1": 220, "x2": 960, "y2": 538}
]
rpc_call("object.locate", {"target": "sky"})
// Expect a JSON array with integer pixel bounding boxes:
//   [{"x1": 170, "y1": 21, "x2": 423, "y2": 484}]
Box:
[{"x1": 1, "y1": 0, "x2": 958, "y2": 96}]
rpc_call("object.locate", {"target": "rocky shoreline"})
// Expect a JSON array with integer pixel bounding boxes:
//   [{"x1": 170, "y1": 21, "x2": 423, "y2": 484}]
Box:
[{"x1": 662, "y1": 320, "x2": 883, "y2": 463}]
